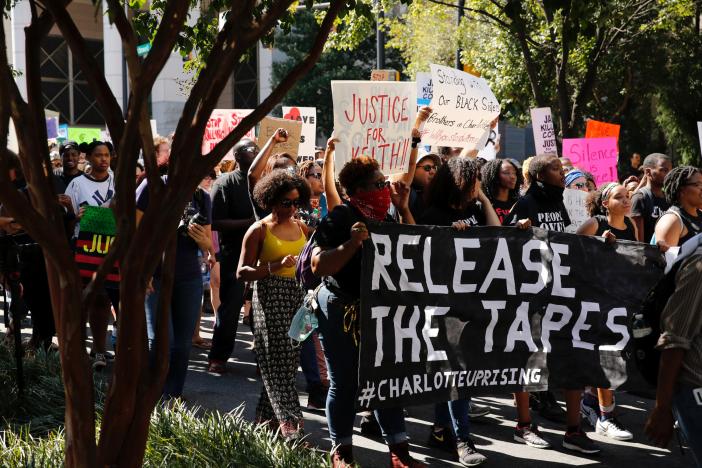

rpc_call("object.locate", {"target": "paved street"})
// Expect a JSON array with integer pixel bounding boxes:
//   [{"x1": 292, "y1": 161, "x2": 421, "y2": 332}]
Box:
[{"x1": 183, "y1": 313, "x2": 691, "y2": 467}]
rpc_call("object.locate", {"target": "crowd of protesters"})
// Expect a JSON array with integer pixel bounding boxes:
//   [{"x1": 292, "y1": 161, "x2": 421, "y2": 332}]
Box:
[{"x1": 2, "y1": 109, "x2": 702, "y2": 468}]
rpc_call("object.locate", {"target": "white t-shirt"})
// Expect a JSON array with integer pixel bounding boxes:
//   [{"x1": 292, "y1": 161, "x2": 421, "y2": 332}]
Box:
[{"x1": 65, "y1": 173, "x2": 116, "y2": 236}]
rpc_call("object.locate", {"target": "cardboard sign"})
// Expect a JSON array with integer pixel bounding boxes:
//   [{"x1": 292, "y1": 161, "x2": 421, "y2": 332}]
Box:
[
  {"x1": 257, "y1": 116, "x2": 302, "y2": 158},
  {"x1": 416, "y1": 72, "x2": 433, "y2": 107},
  {"x1": 283, "y1": 106, "x2": 316, "y2": 162},
  {"x1": 530, "y1": 107, "x2": 557, "y2": 155},
  {"x1": 422, "y1": 64, "x2": 500, "y2": 149},
  {"x1": 331, "y1": 80, "x2": 417, "y2": 176},
  {"x1": 562, "y1": 137, "x2": 618, "y2": 186},
  {"x1": 585, "y1": 120, "x2": 620, "y2": 142},
  {"x1": 563, "y1": 188, "x2": 589, "y2": 233},
  {"x1": 201, "y1": 109, "x2": 255, "y2": 160},
  {"x1": 371, "y1": 70, "x2": 399, "y2": 81},
  {"x1": 67, "y1": 127, "x2": 102, "y2": 144}
]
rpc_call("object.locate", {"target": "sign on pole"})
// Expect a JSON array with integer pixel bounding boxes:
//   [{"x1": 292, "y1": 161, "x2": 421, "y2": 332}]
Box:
[
  {"x1": 421, "y1": 64, "x2": 500, "y2": 149},
  {"x1": 331, "y1": 80, "x2": 417, "y2": 176},
  {"x1": 137, "y1": 43, "x2": 151, "y2": 57},
  {"x1": 416, "y1": 72, "x2": 433, "y2": 107},
  {"x1": 283, "y1": 106, "x2": 317, "y2": 162},
  {"x1": 202, "y1": 109, "x2": 255, "y2": 160},
  {"x1": 562, "y1": 137, "x2": 618, "y2": 186},
  {"x1": 530, "y1": 107, "x2": 557, "y2": 155},
  {"x1": 257, "y1": 116, "x2": 302, "y2": 158},
  {"x1": 585, "y1": 119, "x2": 620, "y2": 142}
]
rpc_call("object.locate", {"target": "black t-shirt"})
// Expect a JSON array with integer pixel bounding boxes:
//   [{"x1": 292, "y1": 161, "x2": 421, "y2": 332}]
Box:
[
  {"x1": 313, "y1": 202, "x2": 391, "y2": 298},
  {"x1": 211, "y1": 169, "x2": 254, "y2": 257},
  {"x1": 594, "y1": 215, "x2": 637, "y2": 241},
  {"x1": 490, "y1": 198, "x2": 514, "y2": 225},
  {"x1": 59, "y1": 170, "x2": 84, "y2": 191},
  {"x1": 503, "y1": 183, "x2": 571, "y2": 232},
  {"x1": 418, "y1": 203, "x2": 486, "y2": 227},
  {"x1": 630, "y1": 187, "x2": 670, "y2": 243},
  {"x1": 408, "y1": 185, "x2": 427, "y2": 221}
]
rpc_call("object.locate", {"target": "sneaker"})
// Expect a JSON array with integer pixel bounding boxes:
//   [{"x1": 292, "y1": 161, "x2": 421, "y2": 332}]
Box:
[
  {"x1": 468, "y1": 402, "x2": 490, "y2": 419},
  {"x1": 532, "y1": 391, "x2": 567, "y2": 424},
  {"x1": 92, "y1": 352, "x2": 107, "y2": 371},
  {"x1": 580, "y1": 399, "x2": 600, "y2": 428},
  {"x1": 562, "y1": 430, "x2": 601, "y2": 454},
  {"x1": 427, "y1": 426, "x2": 456, "y2": 454},
  {"x1": 596, "y1": 417, "x2": 633, "y2": 441},
  {"x1": 514, "y1": 423, "x2": 551, "y2": 449},
  {"x1": 456, "y1": 439, "x2": 487, "y2": 466},
  {"x1": 359, "y1": 414, "x2": 382, "y2": 438}
]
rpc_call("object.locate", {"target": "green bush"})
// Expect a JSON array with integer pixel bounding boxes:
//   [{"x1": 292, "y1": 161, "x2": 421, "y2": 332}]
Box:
[{"x1": 0, "y1": 344, "x2": 329, "y2": 467}]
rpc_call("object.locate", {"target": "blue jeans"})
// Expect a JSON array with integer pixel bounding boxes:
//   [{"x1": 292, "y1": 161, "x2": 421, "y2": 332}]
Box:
[
  {"x1": 300, "y1": 331, "x2": 322, "y2": 389},
  {"x1": 317, "y1": 285, "x2": 406, "y2": 446},
  {"x1": 146, "y1": 276, "x2": 204, "y2": 399},
  {"x1": 434, "y1": 399, "x2": 472, "y2": 441},
  {"x1": 672, "y1": 383, "x2": 702, "y2": 466}
]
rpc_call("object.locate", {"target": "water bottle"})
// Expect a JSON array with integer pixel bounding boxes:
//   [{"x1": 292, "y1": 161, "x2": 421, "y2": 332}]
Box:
[{"x1": 632, "y1": 314, "x2": 652, "y2": 339}]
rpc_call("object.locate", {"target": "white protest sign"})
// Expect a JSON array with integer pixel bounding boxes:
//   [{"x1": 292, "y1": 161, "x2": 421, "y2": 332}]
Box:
[
  {"x1": 257, "y1": 116, "x2": 302, "y2": 158},
  {"x1": 283, "y1": 106, "x2": 316, "y2": 163},
  {"x1": 202, "y1": 109, "x2": 255, "y2": 160},
  {"x1": 697, "y1": 122, "x2": 702, "y2": 156},
  {"x1": 530, "y1": 107, "x2": 558, "y2": 155},
  {"x1": 416, "y1": 72, "x2": 432, "y2": 107},
  {"x1": 477, "y1": 127, "x2": 499, "y2": 161},
  {"x1": 331, "y1": 81, "x2": 417, "y2": 176},
  {"x1": 563, "y1": 188, "x2": 589, "y2": 233},
  {"x1": 421, "y1": 64, "x2": 500, "y2": 149}
]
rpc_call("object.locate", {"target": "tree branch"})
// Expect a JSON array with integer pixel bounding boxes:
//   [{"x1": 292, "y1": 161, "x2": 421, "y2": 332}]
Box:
[
  {"x1": 140, "y1": 0, "x2": 190, "y2": 86},
  {"x1": 104, "y1": 0, "x2": 141, "y2": 84}
]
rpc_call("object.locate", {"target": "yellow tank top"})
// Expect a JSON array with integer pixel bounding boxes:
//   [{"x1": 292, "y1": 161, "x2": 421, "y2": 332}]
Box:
[{"x1": 258, "y1": 223, "x2": 306, "y2": 278}]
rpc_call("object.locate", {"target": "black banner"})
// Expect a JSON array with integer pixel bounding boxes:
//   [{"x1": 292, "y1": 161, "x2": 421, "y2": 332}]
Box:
[{"x1": 357, "y1": 223, "x2": 664, "y2": 410}]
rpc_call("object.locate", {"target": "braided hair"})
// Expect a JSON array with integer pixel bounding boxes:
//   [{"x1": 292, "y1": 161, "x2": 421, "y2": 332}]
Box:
[
  {"x1": 427, "y1": 157, "x2": 481, "y2": 209},
  {"x1": 481, "y1": 158, "x2": 522, "y2": 204},
  {"x1": 663, "y1": 165, "x2": 701, "y2": 206}
]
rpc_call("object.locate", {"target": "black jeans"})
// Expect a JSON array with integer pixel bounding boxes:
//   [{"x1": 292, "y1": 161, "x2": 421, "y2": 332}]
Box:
[
  {"x1": 19, "y1": 246, "x2": 55, "y2": 350},
  {"x1": 208, "y1": 251, "x2": 246, "y2": 363}
]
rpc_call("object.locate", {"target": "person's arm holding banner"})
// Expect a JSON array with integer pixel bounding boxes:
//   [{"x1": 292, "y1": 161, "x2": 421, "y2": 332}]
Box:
[
  {"x1": 392, "y1": 106, "x2": 432, "y2": 185},
  {"x1": 323, "y1": 136, "x2": 342, "y2": 211},
  {"x1": 247, "y1": 128, "x2": 288, "y2": 191}
]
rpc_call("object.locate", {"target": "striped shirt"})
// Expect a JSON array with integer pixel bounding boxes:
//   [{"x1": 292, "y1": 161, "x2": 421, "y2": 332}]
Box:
[{"x1": 656, "y1": 248, "x2": 702, "y2": 388}]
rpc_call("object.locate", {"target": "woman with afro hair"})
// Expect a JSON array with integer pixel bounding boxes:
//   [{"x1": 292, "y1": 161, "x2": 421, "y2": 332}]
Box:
[
  {"x1": 310, "y1": 156, "x2": 425, "y2": 467},
  {"x1": 654, "y1": 165, "x2": 702, "y2": 247},
  {"x1": 237, "y1": 169, "x2": 311, "y2": 441},
  {"x1": 480, "y1": 158, "x2": 523, "y2": 224}
]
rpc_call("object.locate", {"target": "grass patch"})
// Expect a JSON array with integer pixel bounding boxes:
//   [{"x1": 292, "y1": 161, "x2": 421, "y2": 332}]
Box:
[{"x1": 0, "y1": 343, "x2": 329, "y2": 467}]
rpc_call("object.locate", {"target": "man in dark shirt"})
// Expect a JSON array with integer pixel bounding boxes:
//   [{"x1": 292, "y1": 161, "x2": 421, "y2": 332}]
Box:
[
  {"x1": 58, "y1": 141, "x2": 84, "y2": 188},
  {"x1": 631, "y1": 153, "x2": 672, "y2": 243},
  {"x1": 207, "y1": 139, "x2": 258, "y2": 373}
]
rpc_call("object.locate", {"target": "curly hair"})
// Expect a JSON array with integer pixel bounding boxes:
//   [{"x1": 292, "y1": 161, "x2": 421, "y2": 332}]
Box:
[
  {"x1": 427, "y1": 157, "x2": 481, "y2": 209},
  {"x1": 264, "y1": 152, "x2": 297, "y2": 175},
  {"x1": 585, "y1": 182, "x2": 620, "y2": 217},
  {"x1": 338, "y1": 156, "x2": 380, "y2": 195},
  {"x1": 298, "y1": 160, "x2": 322, "y2": 178},
  {"x1": 253, "y1": 169, "x2": 311, "y2": 211},
  {"x1": 663, "y1": 165, "x2": 701, "y2": 206},
  {"x1": 481, "y1": 158, "x2": 522, "y2": 204}
]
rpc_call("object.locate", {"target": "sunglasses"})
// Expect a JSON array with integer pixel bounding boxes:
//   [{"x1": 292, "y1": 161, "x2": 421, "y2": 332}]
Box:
[
  {"x1": 307, "y1": 173, "x2": 323, "y2": 180},
  {"x1": 280, "y1": 198, "x2": 302, "y2": 208},
  {"x1": 418, "y1": 164, "x2": 437, "y2": 172},
  {"x1": 371, "y1": 180, "x2": 391, "y2": 190}
]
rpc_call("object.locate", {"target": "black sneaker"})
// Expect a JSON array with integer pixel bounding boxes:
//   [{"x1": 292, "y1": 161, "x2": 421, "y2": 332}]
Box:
[
  {"x1": 359, "y1": 414, "x2": 382, "y2": 438},
  {"x1": 456, "y1": 439, "x2": 487, "y2": 466},
  {"x1": 468, "y1": 402, "x2": 490, "y2": 419},
  {"x1": 531, "y1": 391, "x2": 567, "y2": 424},
  {"x1": 427, "y1": 426, "x2": 456, "y2": 454},
  {"x1": 563, "y1": 430, "x2": 601, "y2": 454}
]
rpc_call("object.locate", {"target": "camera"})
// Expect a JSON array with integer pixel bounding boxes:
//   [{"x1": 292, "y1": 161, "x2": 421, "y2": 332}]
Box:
[{"x1": 177, "y1": 202, "x2": 208, "y2": 237}]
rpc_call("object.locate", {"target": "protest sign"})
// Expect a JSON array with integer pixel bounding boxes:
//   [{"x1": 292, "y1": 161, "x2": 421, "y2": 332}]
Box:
[
  {"x1": 530, "y1": 107, "x2": 557, "y2": 155},
  {"x1": 46, "y1": 117, "x2": 59, "y2": 139},
  {"x1": 57, "y1": 124, "x2": 68, "y2": 140},
  {"x1": 563, "y1": 188, "x2": 589, "y2": 233},
  {"x1": 697, "y1": 122, "x2": 702, "y2": 156},
  {"x1": 202, "y1": 109, "x2": 255, "y2": 160},
  {"x1": 74, "y1": 206, "x2": 120, "y2": 288},
  {"x1": 257, "y1": 116, "x2": 302, "y2": 158},
  {"x1": 283, "y1": 106, "x2": 316, "y2": 162},
  {"x1": 68, "y1": 127, "x2": 102, "y2": 144},
  {"x1": 371, "y1": 70, "x2": 399, "y2": 81},
  {"x1": 421, "y1": 64, "x2": 500, "y2": 150},
  {"x1": 416, "y1": 72, "x2": 433, "y2": 107},
  {"x1": 357, "y1": 223, "x2": 663, "y2": 410},
  {"x1": 585, "y1": 119, "x2": 620, "y2": 143},
  {"x1": 331, "y1": 81, "x2": 416, "y2": 176},
  {"x1": 562, "y1": 137, "x2": 618, "y2": 186}
]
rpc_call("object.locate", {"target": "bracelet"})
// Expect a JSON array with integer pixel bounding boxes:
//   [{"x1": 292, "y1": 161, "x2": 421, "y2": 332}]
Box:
[{"x1": 267, "y1": 262, "x2": 272, "y2": 275}]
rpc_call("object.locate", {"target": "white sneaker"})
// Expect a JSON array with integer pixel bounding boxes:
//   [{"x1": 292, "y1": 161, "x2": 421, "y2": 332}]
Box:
[
  {"x1": 596, "y1": 417, "x2": 633, "y2": 441},
  {"x1": 580, "y1": 400, "x2": 599, "y2": 428}
]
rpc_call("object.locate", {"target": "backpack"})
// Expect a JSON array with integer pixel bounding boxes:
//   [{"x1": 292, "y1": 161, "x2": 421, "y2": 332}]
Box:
[{"x1": 295, "y1": 230, "x2": 320, "y2": 291}]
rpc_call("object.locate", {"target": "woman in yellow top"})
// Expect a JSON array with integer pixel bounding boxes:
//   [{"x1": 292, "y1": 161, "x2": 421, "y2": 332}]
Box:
[{"x1": 238, "y1": 169, "x2": 311, "y2": 441}]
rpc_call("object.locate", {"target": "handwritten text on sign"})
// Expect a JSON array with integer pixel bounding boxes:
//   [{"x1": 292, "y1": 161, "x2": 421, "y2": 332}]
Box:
[
  {"x1": 530, "y1": 107, "x2": 558, "y2": 155},
  {"x1": 202, "y1": 109, "x2": 255, "y2": 160},
  {"x1": 562, "y1": 137, "x2": 619, "y2": 185},
  {"x1": 283, "y1": 106, "x2": 316, "y2": 162},
  {"x1": 331, "y1": 81, "x2": 417, "y2": 176},
  {"x1": 585, "y1": 120, "x2": 620, "y2": 142},
  {"x1": 421, "y1": 64, "x2": 500, "y2": 149},
  {"x1": 258, "y1": 116, "x2": 303, "y2": 158}
]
